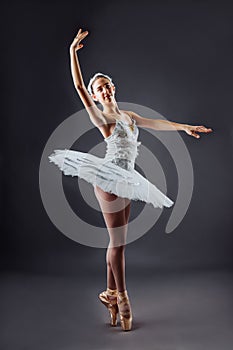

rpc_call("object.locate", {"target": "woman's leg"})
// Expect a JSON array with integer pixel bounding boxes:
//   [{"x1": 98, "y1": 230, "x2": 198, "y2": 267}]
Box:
[
  {"x1": 106, "y1": 243, "x2": 117, "y2": 290},
  {"x1": 94, "y1": 185, "x2": 131, "y2": 292},
  {"x1": 106, "y1": 198, "x2": 131, "y2": 289},
  {"x1": 124, "y1": 198, "x2": 131, "y2": 225}
]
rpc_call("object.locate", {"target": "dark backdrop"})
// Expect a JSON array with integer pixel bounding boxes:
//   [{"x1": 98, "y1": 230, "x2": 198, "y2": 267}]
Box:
[{"x1": 2, "y1": 0, "x2": 233, "y2": 275}]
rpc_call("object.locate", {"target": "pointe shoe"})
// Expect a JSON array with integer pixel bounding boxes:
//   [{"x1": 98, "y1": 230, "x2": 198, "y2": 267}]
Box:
[
  {"x1": 98, "y1": 288, "x2": 118, "y2": 326},
  {"x1": 117, "y1": 290, "x2": 133, "y2": 331}
]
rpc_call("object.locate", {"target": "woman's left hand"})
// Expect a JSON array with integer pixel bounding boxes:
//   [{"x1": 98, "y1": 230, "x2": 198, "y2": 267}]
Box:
[{"x1": 183, "y1": 124, "x2": 213, "y2": 139}]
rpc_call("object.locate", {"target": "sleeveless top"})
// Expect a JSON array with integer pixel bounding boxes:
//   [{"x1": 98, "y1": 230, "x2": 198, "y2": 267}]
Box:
[{"x1": 103, "y1": 117, "x2": 141, "y2": 171}]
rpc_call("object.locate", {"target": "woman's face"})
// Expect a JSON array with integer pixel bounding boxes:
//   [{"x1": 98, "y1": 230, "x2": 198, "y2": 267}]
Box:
[{"x1": 91, "y1": 77, "x2": 115, "y2": 104}]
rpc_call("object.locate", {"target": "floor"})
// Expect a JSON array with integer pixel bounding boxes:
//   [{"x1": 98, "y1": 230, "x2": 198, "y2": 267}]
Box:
[{"x1": 1, "y1": 269, "x2": 233, "y2": 350}]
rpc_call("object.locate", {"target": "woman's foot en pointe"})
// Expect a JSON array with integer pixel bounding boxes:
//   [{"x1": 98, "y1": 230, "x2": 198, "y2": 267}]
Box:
[
  {"x1": 98, "y1": 288, "x2": 118, "y2": 326},
  {"x1": 117, "y1": 290, "x2": 133, "y2": 331}
]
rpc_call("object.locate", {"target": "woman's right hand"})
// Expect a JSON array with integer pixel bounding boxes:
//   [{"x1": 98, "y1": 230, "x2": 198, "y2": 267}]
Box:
[{"x1": 70, "y1": 28, "x2": 89, "y2": 52}]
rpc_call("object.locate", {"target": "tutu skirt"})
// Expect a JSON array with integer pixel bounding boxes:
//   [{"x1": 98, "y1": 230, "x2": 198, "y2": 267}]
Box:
[{"x1": 48, "y1": 149, "x2": 174, "y2": 209}]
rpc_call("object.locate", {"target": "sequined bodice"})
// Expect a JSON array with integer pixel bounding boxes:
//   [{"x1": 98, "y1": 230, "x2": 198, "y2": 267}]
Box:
[{"x1": 104, "y1": 118, "x2": 141, "y2": 170}]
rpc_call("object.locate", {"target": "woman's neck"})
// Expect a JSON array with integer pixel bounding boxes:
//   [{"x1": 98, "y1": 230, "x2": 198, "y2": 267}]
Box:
[{"x1": 102, "y1": 101, "x2": 121, "y2": 116}]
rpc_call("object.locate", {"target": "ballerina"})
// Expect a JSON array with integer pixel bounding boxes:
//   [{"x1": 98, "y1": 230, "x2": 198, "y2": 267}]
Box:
[{"x1": 49, "y1": 28, "x2": 213, "y2": 331}]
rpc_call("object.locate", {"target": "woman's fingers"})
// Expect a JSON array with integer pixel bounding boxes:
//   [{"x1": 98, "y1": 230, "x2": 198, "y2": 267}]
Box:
[
  {"x1": 75, "y1": 30, "x2": 82, "y2": 39},
  {"x1": 196, "y1": 127, "x2": 212, "y2": 133},
  {"x1": 195, "y1": 125, "x2": 213, "y2": 132},
  {"x1": 192, "y1": 126, "x2": 213, "y2": 138},
  {"x1": 80, "y1": 31, "x2": 89, "y2": 38},
  {"x1": 186, "y1": 128, "x2": 200, "y2": 138},
  {"x1": 185, "y1": 124, "x2": 213, "y2": 139},
  {"x1": 75, "y1": 29, "x2": 88, "y2": 38},
  {"x1": 191, "y1": 131, "x2": 200, "y2": 138},
  {"x1": 73, "y1": 31, "x2": 88, "y2": 44},
  {"x1": 71, "y1": 30, "x2": 88, "y2": 47}
]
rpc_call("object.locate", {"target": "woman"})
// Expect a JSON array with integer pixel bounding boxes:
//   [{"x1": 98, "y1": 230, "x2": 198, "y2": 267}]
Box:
[{"x1": 49, "y1": 28, "x2": 213, "y2": 331}]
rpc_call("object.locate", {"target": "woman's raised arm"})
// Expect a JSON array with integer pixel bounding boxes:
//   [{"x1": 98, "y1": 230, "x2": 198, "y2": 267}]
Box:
[{"x1": 69, "y1": 28, "x2": 105, "y2": 126}]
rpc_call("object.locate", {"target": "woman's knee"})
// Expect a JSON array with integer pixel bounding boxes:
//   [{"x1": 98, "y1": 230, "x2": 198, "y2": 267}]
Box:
[{"x1": 109, "y1": 245, "x2": 125, "y2": 256}]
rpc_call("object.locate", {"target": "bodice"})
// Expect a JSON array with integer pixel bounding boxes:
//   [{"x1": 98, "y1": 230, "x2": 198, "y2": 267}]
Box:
[{"x1": 104, "y1": 118, "x2": 141, "y2": 170}]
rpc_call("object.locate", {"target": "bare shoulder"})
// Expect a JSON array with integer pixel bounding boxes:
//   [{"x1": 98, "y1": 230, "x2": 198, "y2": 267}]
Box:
[
  {"x1": 124, "y1": 110, "x2": 145, "y2": 124},
  {"x1": 124, "y1": 110, "x2": 141, "y2": 119},
  {"x1": 120, "y1": 110, "x2": 138, "y2": 120}
]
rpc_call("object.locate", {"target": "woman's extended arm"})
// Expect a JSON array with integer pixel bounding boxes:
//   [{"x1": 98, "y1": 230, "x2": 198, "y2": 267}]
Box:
[
  {"x1": 129, "y1": 111, "x2": 213, "y2": 139},
  {"x1": 69, "y1": 28, "x2": 105, "y2": 126}
]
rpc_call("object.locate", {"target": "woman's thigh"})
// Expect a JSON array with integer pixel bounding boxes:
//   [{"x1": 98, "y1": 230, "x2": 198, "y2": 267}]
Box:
[
  {"x1": 94, "y1": 185, "x2": 130, "y2": 246},
  {"x1": 94, "y1": 185, "x2": 130, "y2": 221}
]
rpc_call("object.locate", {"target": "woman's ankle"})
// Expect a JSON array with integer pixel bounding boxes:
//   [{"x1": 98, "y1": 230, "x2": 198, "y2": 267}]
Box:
[
  {"x1": 118, "y1": 289, "x2": 127, "y2": 294},
  {"x1": 118, "y1": 290, "x2": 129, "y2": 299},
  {"x1": 107, "y1": 287, "x2": 118, "y2": 296}
]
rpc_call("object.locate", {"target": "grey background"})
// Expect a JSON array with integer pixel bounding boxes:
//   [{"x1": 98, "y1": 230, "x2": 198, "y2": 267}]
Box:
[{"x1": 1, "y1": 0, "x2": 233, "y2": 349}]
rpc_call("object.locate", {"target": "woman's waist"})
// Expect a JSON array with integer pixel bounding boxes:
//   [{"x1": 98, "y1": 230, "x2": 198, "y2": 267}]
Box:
[
  {"x1": 107, "y1": 157, "x2": 135, "y2": 171},
  {"x1": 105, "y1": 144, "x2": 140, "y2": 160},
  {"x1": 104, "y1": 150, "x2": 138, "y2": 163}
]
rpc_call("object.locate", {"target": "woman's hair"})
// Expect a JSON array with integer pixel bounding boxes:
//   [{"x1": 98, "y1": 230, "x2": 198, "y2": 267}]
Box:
[{"x1": 87, "y1": 72, "x2": 113, "y2": 95}]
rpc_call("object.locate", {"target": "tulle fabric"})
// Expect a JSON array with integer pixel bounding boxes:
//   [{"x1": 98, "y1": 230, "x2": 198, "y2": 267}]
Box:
[{"x1": 48, "y1": 118, "x2": 174, "y2": 209}]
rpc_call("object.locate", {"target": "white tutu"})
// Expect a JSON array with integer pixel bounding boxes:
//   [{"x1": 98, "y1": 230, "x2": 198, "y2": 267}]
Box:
[{"x1": 48, "y1": 118, "x2": 174, "y2": 209}]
